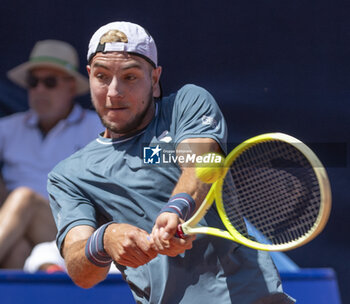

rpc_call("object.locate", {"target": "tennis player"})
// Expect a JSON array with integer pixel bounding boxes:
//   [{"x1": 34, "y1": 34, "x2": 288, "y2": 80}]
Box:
[{"x1": 47, "y1": 21, "x2": 295, "y2": 303}]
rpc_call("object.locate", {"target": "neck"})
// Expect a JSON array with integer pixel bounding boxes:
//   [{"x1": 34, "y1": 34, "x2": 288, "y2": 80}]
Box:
[
  {"x1": 38, "y1": 119, "x2": 60, "y2": 136},
  {"x1": 37, "y1": 104, "x2": 74, "y2": 136}
]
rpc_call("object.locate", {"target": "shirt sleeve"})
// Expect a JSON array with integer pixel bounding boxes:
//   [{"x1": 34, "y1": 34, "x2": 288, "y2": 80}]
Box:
[
  {"x1": 47, "y1": 168, "x2": 98, "y2": 253},
  {"x1": 172, "y1": 84, "x2": 228, "y2": 154}
]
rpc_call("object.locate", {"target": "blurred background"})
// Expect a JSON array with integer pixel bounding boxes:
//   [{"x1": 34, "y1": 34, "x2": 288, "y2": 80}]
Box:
[{"x1": 0, "y1": 0, "x2": 348, "y2": 302}]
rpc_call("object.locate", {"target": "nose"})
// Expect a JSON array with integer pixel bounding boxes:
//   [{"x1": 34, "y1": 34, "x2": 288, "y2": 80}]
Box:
[{"x1": 107, "y1": 77, "x2": 124, "y2": 99}]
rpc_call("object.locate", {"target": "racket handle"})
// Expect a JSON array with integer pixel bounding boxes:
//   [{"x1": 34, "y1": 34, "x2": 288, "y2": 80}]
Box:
[{"x1": 176, "y1": 224, "x2": 186, "y2": 239}]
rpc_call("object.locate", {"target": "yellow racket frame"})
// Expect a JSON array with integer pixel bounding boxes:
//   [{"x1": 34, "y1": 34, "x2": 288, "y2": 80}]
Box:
[{"x1": 180, "y1": 133, "x2": 332, "y2": 251}]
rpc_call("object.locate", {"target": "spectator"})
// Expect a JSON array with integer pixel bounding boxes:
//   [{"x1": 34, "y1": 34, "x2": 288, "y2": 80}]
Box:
[{"x1": 0, "y1": 39, "x2": 102, "y2": 268}]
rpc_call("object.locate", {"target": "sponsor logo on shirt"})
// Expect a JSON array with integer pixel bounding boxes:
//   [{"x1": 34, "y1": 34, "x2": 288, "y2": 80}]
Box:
[
  {"x1": 157, "y1": 130, "x2": 172, "y2": 143},
  {"x1": 201, "y1": 115, "x2": 217, "y2": 128}
]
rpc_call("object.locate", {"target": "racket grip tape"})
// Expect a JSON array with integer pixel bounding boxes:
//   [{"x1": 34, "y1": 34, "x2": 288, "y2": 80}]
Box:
[{"x1": 176, "y1": 224, "x2": 186, "y2": 239}]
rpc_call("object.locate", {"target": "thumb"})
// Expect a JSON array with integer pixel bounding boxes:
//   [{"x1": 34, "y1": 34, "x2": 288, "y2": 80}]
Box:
[{"x1": 161, "y1": 214, "x2": 179, "y2": 240}]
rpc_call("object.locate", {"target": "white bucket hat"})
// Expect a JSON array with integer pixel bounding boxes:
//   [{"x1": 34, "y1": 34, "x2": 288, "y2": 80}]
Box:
[
  {"x1": 7, "y1": 39, "x2": 89, "y2": 96},
  {"x1": 87, "y1": 21, "x2": 158, "y2": 67}
]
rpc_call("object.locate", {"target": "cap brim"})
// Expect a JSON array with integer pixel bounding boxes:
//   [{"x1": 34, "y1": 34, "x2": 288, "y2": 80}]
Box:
[{"x1": 7, "y1": 61, "x2": 90, "y2": 96}]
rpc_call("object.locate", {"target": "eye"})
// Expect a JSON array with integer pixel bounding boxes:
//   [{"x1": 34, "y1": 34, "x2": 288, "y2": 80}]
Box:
[
  {"x1": 94, "y1": 72, "x2": 112, "y2": 85},
  {"x1": 96, "y1": 73, "x2": 106, "y2": 80},
  {"x1": 124, "y1": 74, "x2": 137, "y2": 81}
]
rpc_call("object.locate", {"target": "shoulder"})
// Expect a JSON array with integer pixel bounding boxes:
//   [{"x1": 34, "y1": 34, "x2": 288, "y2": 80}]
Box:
[
  {"x1": 160, "y1": 84, "x2": 214, "y2": 109},
  {"x1": 82, "y1": 108, "x2": 99, "y2": 119},
  {"x1": 156, "y1": 84, "x2": 218, "y2": 123},
  {"x1": 161, "y1": 84, "x2": 211, "y2": 103},
  {"x1": 0, "y1": 112, "x2": 33, "y2": 139},
  {"x1": 175, "y1": 84, "x2": 215, "y2": 105},
  {"x1": 171, "y1": 84, "x2": 217, "y2": 112},
  {"x1": 75, "y1": 106, "x2": 99, "y2": 122},
  {"x1": 177, "y1": 84, "x2": 211, "y2": 95},
  {"x1": 73, "y1": 107, "x2": 103, "y2": 131},
  {"x1": 0, "y1": 111, "x2": 30, "y2": 126}
]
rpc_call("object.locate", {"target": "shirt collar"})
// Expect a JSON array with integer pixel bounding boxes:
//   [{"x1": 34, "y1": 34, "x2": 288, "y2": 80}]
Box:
[{"x1": 26, "y1": 104, "x2": 85, "y2": 127}]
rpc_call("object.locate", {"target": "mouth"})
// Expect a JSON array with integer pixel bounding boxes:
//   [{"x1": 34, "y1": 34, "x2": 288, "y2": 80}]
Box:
[
  {"x1": 105, "y1": 107, "x2": 129, "y2": 117},
  {"x1": 31, "y1": 98, "x2": 49, "y2": 103},
  {"x1": 107, "y1": 107, "x2": 128, "y2": 112}
]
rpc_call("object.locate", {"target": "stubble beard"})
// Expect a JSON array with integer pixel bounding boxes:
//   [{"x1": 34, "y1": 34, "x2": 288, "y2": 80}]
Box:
[{"x1": 93, "y1": 88, "x2": 154, "y2": 137}]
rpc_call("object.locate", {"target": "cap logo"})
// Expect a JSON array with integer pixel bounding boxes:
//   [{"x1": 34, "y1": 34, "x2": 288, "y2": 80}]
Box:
[{"x1": 100, "y1": 30, "x2": 128, "y2": 44}]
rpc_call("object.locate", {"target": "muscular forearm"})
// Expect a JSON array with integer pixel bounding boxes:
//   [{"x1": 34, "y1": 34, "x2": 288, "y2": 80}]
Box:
[
  {"x1": 150, "y1": 137, "x2": 222, "y2": 253},
  {"x1": 63, "y1": 225, "x2": 110, "y2": 289},
  {"x1": 174, "y1": 137, "x2": 223, "y2": 210},
  {"x1": 171, "y1": 166, "x2": 210, "y2": 211},
  {"x1": 63, "y1": 223, "x2": 157, "y2": 289},
  {"x1": 64, "y1": 238, "x2": 110, "y2": 289}
]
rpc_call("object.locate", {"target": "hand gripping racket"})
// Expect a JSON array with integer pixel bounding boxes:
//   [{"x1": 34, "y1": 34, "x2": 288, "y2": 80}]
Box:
[{"x1": 177, "y1": 133, "x2": 331, "y2": 251}]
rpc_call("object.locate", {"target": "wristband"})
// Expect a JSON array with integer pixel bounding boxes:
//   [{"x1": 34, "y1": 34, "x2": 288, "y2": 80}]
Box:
[
  {"x1": 160, "y1": 193, "x2": 196, "y2": 221},
  {"x1": 85, "y1": 222, "x2": 114, "y2": 267}
]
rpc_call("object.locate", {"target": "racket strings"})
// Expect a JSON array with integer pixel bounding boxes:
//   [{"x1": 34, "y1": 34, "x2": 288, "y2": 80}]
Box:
[{"x1": 222, "y1": 140, "x2": 321, "y2": 245}]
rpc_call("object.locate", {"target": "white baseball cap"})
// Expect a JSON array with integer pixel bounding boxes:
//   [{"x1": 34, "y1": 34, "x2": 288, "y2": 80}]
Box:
[{"x1": 87, "y1": 21, "x2": 158, "y2": 67}]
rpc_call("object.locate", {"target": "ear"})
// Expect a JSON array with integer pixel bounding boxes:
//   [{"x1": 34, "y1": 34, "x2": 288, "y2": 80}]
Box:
[
  {"x1": 61, "y1": 72, "x2": 78, "y2": 96},
  {"x1": 86, "y1": 65, "x2": 91, "y2": 76},
  {"x1": 152, "y1": 66, "x2": 162, "y2": 98},
  {"x1": 69, "y1": 79, "x2": 77, "y2": 96}
]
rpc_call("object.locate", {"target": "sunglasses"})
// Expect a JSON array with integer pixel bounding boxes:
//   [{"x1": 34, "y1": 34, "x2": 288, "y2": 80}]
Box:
[{"x1": 26, "y1": 74, "x2": 73, "y2": 89}]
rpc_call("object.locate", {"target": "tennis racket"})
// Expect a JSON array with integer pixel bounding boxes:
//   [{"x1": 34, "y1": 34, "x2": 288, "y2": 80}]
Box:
[{"x1": 177, "y1": 133, "x2": 331, "y2": 251}]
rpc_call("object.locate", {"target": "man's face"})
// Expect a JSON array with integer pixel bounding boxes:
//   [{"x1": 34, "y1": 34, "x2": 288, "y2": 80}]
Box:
[
  {"x1": 28, "y1": 67, "x2": 76, "y2": 121},
  {"x1": 87, "y1": 52, "x2": 162, "y2": 138}
]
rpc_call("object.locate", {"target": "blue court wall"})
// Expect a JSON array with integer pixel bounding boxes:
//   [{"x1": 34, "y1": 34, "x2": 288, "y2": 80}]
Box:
[
  {"x1": 0, "y1": 0, "x2": 349, "y2": 302},
  {"x1": 0, "y1": 269, "x2": 342, "y2": 304}
]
